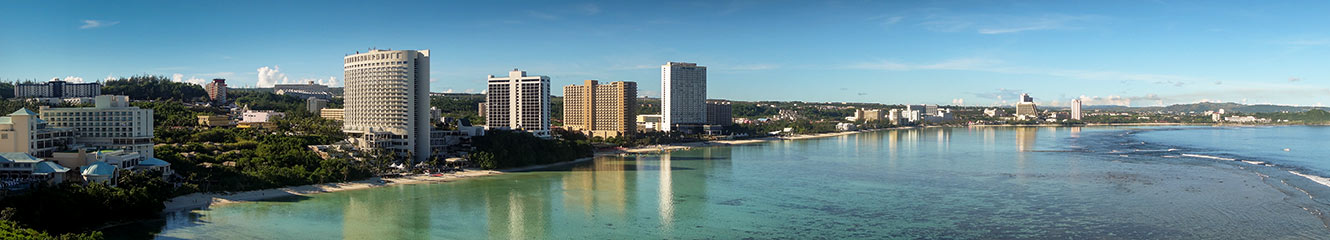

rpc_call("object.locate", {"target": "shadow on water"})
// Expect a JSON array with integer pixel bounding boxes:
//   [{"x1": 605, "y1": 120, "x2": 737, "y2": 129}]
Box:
[
  {"x1": 101, "y1": 219, "x2": 166, "y2": 240},
  {"x1": 101, "y1": 211, "x2": 207, "y2": 240},
  {"x1": 251, "y1": 195, "x2": 314, "y2": 203}
]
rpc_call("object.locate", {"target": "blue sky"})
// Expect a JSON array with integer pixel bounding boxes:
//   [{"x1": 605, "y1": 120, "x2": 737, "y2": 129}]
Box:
[{"x1": 3, "y1": 0, "x2": 1329, "y2": 107}]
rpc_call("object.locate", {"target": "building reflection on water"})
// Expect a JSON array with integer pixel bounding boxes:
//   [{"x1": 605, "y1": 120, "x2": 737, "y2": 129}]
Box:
[
  {"x1": 422, "y1": 146, "x2": 734, "y2": 237},
  {"x1": 1016, "y1": 127, "x2": 1037, "y2": 152},
  {"x1": 561, "y1": 155, "x2": 634, "y2": 220},
  {"x1": 343, "y1": 186, "x2": 433, "y2": 239},
  {"x1": 481, "y1": 175, "x2": 553, "y2": 239},
  {"x1": 651, "y1": 147, "x2": 728, "y2": 233}
]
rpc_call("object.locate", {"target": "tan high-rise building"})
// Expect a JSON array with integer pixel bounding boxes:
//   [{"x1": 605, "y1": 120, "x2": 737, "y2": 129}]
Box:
[
  {"x1": 863, "y1": 109, "x2": 883, "y2": 121},
  {"x1": 563, "y1": 80, "x2": 637, "y2": 138},
  {"x1": 1015, "y1": 93, "x2": 1039, "y2": 118}
]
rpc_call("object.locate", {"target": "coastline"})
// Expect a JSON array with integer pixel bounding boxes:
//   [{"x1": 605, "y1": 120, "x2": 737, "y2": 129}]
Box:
[
  {"x1": 161, "y1": 127, "x2": 900, "y2": 212},
  {"x1": 970, "y1": 122, "x2": 1205, "y2": 127},
  {"x1": 616, "y1": 127, "x2": 906, "y2": 154},
  {"x1": 161, "y1": 124, "x2": 1328, "y2": 213},
  {"x1": 162, "y1": 170, "x2": 502, "y2": 212}
]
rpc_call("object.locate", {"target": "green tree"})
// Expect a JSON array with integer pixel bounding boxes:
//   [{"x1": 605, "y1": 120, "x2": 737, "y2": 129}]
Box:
[{"x1": 102, "y1": 75, "x2": 207, "y2": 101}]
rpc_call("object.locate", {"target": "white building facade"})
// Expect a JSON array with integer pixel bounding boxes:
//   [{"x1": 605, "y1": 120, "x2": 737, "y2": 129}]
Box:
[
  {"x1": 485, "y1": 69, "x2": 551, "y2": 137},
  {"x1": 15, "y1": 78, "x2": 102, "y2": 98},
  {"x1": 39, "y1": 95, "x2": 154, "y2": 158},
  {"x1": 1071, "y1": 98, "x2": 1083, "y2": 120},
  {"x1": 661, "y1": 62, "x2": 707, "y2": 132},
  {"x1": 241, "y1": 110, "x2": 285, "y2": 123},
  {"x1": 342, "y1": 49, "x2": 432, "y2": 163}
]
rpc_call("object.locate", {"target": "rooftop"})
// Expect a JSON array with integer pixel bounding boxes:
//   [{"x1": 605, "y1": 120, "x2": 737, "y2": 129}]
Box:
[
  {"x1": 9, "y1": 108, "x2": 37, "y2": 116},
  {"x1": 33, "y1": 161, "x2": 70, "y2": 174},
  {"x1": 0, "y1": 152, "x2": 43, "y2": 163},
  {"x1": 138, "y1": 158, "x2": 171, "y2": 167},
  {"x1": 82, "y1": 161, "x2": 115, "y2": 176}
]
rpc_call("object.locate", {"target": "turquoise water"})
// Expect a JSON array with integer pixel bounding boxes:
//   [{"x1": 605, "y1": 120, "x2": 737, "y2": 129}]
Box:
[{"x1": 124, "y1": 126, "x2": 1330, "y2": 239}]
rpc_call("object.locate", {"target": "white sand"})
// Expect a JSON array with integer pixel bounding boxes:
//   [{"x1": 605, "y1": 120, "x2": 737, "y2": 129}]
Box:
[
  {"x1": 163, "y1": 128, "x2": 904, "y2": 212},
  {"x1": 162, "y1": 170, "x2": 501, "y2": 212}
]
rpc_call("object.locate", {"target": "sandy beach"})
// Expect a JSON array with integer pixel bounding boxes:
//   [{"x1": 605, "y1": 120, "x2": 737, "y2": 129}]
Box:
[
  {"x1": 162, "y1": 169, "x2": 502, "y2": 212},
  {"x1": 162, "y1": 128, "x2": 898, "y2": 212}
]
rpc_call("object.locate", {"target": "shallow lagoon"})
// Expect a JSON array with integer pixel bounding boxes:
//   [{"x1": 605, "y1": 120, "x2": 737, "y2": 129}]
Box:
[{"x1": 124, "y1": 126, "x2": 1330, "y2": 239}]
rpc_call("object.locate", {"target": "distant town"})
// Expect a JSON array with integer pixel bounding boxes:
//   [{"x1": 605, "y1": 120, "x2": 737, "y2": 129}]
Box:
[{"x1": 0, "y1": 48, "x2": 1328, "y2": 238}]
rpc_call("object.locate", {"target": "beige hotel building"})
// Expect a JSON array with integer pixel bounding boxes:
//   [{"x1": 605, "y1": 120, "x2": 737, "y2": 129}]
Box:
[{"x1": 563, "y1": 80, "x2": 637, "y2": 138}]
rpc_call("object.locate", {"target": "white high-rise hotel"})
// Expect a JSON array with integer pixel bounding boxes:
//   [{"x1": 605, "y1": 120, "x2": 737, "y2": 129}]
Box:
[
  {"x1": 342, "y1": 49, "x2": 431, "y2": 163},
  {"x1": 661, "y1": 62, "x2": 707, "y2": 132},
  {"x1": 485, "y1": 69, "x2": 551, "y2": 136},
  {"x1": 1071, "y1": 98, "x2": 1083, "y2": 120}
]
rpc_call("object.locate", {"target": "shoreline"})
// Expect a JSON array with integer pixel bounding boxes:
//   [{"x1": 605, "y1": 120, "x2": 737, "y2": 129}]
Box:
[
  {"x1": 616, "y1": 127, "x2": 907, "y2": 154},
  {"x1": 162, "y1": 124, "x2": 1326, "y2": 213},
  {"x1": 161, "y1": 169, "x2": 502, "y2": 212},
  {"x1": 160, "y1": 127, "x2": 901, "y2": 212}
]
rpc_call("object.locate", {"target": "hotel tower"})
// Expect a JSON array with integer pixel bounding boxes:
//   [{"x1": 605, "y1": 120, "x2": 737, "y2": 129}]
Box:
[
  {"x1": 661, "y1": 62, "x2": 707, "y2": 132},
  {"x1": 486, "y1": 69, "x2": 551, "y2": 137},
  {"x1": 342, "y1": 49, "x2": 431, "y2": 162},
  {"x1": 563, "y1": 80, "x2": 637, "y2": 138}
]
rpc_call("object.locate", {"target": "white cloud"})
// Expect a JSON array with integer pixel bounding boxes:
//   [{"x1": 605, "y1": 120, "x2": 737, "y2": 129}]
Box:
[
  {"x1": 443, "y1": 89, "x2": 455, "y2": 93},
  {"x1": 726, "y1": 64, "x2": 778, "y2": 71},
  {"x1": 578, "y1": 3, "x2": 600, "y2": 15},
  {"x1": 62, "y1": 76, "x2": 84, "y2": 83},
  {"x1": 430, "y1": 77, "x2": 439, "y2": 82},
  {"x1": 613, "y1": 64, "x2": 658, "y2": 70},
  {"x1": 196, "y1": 72, "x2": 235, "y2": 78},
  {"x1": 868, "y1": 15, "x2": 904, "y2": 28},
  {"x1": 850, "y1": 57, "x2": 1002, "y2": 71},
  {"x1": 172, "y1": 73, "x2": 209, "y2": 85},
  {"x1": 464, "y1": 89, "x2": 477, "y2": 93},
  {"x1": 303, "y1": 77, "x2": 340, "y2": 87},
  {"x1": 1074, "y1": 94, "x2": 1164, "y2": 107},
  {"x1": 977, "y1": 15, "x2": 1088, "y2": 34},
  {"x1": 951, "y1": 98, "x2": 964, "y2": 106},
  {"x1": 79, "y1": 20, "x2": 119, "y2": 29},
  {"x1": 909, "y1": 11, "x2": 1097, "y2": 35},
  {"x1": 104, "y1": 74, "x2": 117, "y2": 81},
  {"x1": 1279, "y1": 39, "x2": 1330, "y2": 46},
  {"x1": 324, "y1": 77, "x2": 339, "y2": 87},
  {"x1": 256, "y1": 66, "x2": 289, "y2": 88},
  {"x1": 850, "y1": 57, "x2": 1197, "y2": 83},
  {"x1": 528, "y1": 11, "x2": 559, "y2": 20}
]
